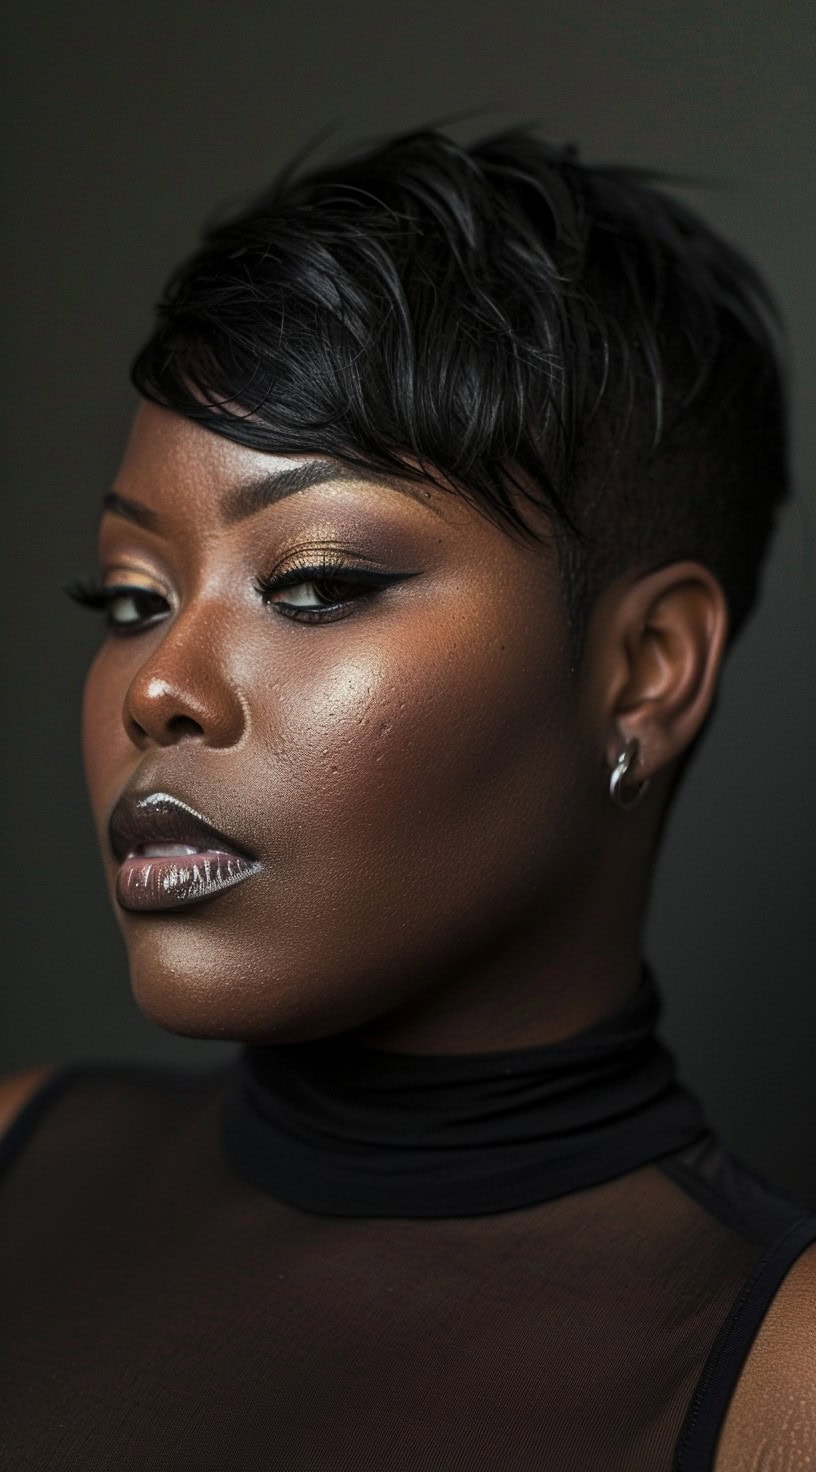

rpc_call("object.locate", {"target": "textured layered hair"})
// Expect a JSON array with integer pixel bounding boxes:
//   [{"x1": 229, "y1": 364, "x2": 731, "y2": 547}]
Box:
[{"x1": 132, "y1": 126, "x2": 790, "y2": 665}]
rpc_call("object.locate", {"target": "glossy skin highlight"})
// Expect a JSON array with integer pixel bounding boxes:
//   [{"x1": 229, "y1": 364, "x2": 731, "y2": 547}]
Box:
[{"x1": 81, "y1": 401, "x2": 729, "y2": 1052}]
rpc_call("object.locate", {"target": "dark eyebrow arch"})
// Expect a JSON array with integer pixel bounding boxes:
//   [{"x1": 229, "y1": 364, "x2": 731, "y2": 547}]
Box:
[
  {"x1": 101, "y1": 460, "x2": 444, "y2": 531},
  {"x1": 219, "y1": 459, "x2": 444, "y2": 524},
  {"x1": 101, "y1": 490, "x2": 160, "y2": 530}
]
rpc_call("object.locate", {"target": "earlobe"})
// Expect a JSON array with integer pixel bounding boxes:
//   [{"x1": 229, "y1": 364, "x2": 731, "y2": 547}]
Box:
[{"x1": 601, "y1": 560, "x2": 730, "y2": 787}]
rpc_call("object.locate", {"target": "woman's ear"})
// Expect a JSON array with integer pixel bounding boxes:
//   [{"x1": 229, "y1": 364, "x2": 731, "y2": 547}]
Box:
[{"x1": 585, "y1": 560, "x2": 730, "y2": 786}]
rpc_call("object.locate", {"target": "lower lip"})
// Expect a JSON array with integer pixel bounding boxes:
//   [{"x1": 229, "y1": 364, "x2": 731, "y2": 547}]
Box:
[{"x1": 116, "y1": 850, "x2": 262, "y2": 912}]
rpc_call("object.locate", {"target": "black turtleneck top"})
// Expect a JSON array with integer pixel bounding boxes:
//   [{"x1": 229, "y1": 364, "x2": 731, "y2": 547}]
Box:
[{"x1": 1, "y1": 963, "x2": 814, "y2": 1470}]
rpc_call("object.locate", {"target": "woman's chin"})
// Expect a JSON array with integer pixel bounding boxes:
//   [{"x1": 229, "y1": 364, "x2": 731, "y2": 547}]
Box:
[{"x1": 125, "y1": 950, "x2": 372, "y2": 1048}]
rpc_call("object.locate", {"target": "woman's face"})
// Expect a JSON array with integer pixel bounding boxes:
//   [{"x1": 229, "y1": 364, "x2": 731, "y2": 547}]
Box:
[{"x1": 82, "y1": 401, "x2": 609, "y2": 1049}]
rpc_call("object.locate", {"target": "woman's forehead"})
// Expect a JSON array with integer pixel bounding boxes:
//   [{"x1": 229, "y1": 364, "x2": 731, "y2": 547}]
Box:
[{"x1": 109, "y1": 400, "x2": 558, "y2": 558}]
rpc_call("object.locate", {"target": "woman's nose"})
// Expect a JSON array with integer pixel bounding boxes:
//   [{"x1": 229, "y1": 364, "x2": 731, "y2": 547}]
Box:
[{"x1": 122, "y1": 603, "x2": 246, "y2": 750}]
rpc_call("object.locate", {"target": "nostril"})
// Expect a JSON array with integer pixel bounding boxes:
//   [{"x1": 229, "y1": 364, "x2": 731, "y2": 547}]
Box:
[{"x1": 166, "y1": 715, "x2": 205, "y2": 739}]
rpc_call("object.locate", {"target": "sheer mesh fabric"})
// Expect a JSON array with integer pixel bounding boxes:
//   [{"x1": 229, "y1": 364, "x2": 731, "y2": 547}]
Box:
[{"x1": 1, "y1": 1061, "x2": 814, "y2": 1471}]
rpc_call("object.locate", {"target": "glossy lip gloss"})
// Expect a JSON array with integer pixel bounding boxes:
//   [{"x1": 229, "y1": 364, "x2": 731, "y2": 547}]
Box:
[{"x1": 109, "y1": 790, "x2": 262, "y2": 913}]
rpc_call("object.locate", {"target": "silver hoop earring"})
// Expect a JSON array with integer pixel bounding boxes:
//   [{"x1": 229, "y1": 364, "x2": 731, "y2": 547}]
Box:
[{"x1": 609, "y1": 738, "x2": 651, "y2": 809}]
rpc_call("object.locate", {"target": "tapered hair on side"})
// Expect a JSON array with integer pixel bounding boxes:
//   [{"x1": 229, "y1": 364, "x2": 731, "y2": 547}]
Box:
[{"x1": 132, "y1": 126, "x2": 791, "y2": 666}]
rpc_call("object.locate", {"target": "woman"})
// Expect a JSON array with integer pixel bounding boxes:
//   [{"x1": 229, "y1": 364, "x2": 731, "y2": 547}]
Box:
[{"x1": 1, "y1": 127, "x2": 813, "y2": 1469}]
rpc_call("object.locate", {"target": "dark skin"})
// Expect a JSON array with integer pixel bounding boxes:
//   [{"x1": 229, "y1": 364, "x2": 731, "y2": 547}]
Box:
[
  {"x1": 3, "y1": 397, "x2": 808, "y2": 1467},
  {"x1": 80, "y1": 399, "x2": 729, "y2": 1054}
]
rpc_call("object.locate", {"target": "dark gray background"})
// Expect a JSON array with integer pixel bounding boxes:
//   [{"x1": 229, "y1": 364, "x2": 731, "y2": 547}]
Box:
[{"x1": 2, "y1": 1, "x2": 814, "y2": 1203}]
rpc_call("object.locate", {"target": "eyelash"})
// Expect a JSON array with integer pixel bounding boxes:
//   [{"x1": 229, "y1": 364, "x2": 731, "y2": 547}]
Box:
[
  {"x1": 64, "y1": 557, "x2": 399, "y2": 635},
  {"x1": 254, "y1": 558, "x2": 400, "y2": 623}
]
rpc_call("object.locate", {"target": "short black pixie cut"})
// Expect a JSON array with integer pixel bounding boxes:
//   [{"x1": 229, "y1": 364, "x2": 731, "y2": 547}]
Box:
[{"x1": 132, "y1": 126, "x2": 790, "y2": 666}]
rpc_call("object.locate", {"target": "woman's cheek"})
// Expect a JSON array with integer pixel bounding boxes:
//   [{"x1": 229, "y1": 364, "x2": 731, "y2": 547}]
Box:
[
  {"x1": 256, "y1": 603, "x2": 564, "y2": 851},
  {"x1": 81, "y1": 649, "x2": 134, "y2": 854}
]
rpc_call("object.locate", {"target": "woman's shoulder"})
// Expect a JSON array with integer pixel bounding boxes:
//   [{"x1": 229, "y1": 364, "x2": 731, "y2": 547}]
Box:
[
  {"x1": 0, "y1": 1065, "x2": 56, "y2": 1142},
  {"x1": 712, "y1": 1237, "x2": 816, "y2": 1469},
  {"x1": 0, "y1": 1057, "x2": 235, "y2": 1182}
]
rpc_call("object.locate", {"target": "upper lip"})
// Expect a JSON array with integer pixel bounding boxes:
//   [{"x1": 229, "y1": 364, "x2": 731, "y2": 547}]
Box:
[{"x1": 108, "y1": 789, "x2": 259, "y2": 865}]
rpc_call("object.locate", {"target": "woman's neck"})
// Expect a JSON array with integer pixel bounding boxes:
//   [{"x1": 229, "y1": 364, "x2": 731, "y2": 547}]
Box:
[{"x1": 221, "y1": 958, "x2": 709, "y2": 1216}]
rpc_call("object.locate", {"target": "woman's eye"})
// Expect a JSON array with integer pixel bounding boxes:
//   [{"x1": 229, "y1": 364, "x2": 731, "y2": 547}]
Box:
[
  {"x1": 254, "y1": 564, "x2": 401, "y2": 623},
  {"x1": 64, "y1": 580, "x2": 170, "y2": 636},
  {"x1": 105, "y1": 588, "x2": 169, "y2": 630}
]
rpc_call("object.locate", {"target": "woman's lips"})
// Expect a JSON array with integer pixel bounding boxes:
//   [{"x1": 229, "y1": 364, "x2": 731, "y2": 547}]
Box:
[
  {"x1": 109, "y1": 790, "x2": 262, "y2": 913},
  {"x1": 116, "y1": 845, "x2": 261, "y2": 912}
]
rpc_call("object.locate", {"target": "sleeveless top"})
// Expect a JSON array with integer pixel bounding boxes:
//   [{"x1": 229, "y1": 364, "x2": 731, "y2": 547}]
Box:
[{"x1": 1, "y1": 963, "x2": 814, "y2": 1471}]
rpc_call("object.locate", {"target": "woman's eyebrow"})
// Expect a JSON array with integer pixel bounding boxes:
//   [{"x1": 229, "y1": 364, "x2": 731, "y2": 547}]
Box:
[
  {"x1": 100, "y1": 461, "x2": 445, "y2": 532},
  {"x1": 101, "y1": 491, "x2": 160, "y2": 530},
  {"x1": 219, "y1": 459, "x2": 445, "y2": 523}
]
